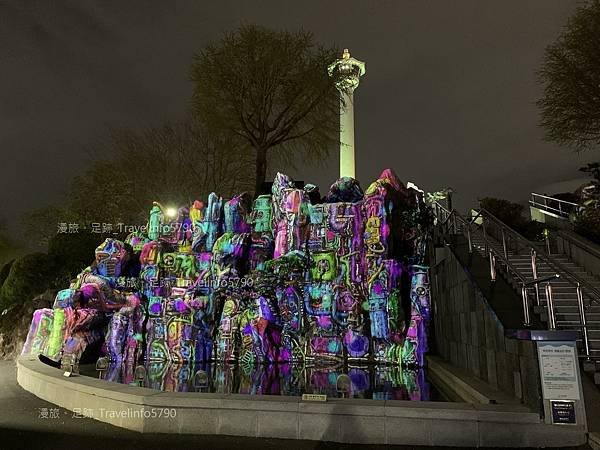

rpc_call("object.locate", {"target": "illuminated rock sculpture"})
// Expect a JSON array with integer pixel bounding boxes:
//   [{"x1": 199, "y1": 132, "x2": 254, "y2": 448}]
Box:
[{"x1": 22, "y1": 169, "x2": 432, "y2": 373}]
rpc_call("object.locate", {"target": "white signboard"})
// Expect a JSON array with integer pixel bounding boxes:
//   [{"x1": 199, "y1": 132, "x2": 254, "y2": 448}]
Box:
[{"x1": 537, "y1": 342, "x2": 580, "y2": 401}]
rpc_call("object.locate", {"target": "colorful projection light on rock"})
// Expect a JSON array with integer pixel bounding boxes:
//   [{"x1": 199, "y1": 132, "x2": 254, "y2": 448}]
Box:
[{"x1": 22, "y1": 169, "x2": 434, "y2": 398}]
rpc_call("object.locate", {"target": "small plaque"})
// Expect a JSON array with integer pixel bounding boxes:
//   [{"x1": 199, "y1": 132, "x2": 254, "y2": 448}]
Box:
[
  {"x1": 551, "y1": 400, "x2": 576, "y2": 425},
  {"x1": 63, "y1": 371, "x2": 72, "y2": 377},
  {"x1": 302, "y1": 393, "x2": 327, "y2": 402}
]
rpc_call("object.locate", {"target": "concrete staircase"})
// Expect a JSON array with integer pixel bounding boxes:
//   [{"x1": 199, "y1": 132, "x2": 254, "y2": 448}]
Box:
[
  {"x1": 436, "y1": 205, "x2": 600, "y2": 442},
  {"x1": 469, "y1": 232, "x2": 600, "y2": 361}
]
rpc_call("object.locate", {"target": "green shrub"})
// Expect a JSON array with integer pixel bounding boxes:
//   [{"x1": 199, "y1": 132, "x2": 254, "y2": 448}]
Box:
[
  {"x1": 0, "y1": 232, "x2": 111, "y2": 309},
  {"x1": 0, "y1": 259, "x2": 14, "y2": 287},
  {"x1": 479, "y1": 197, "x2": 546, "y2": 241},
  {"x1": 519, "y1": 220, "x2": 547, "y2": 242},
  {"x1": 0, "y1": 253, "x2": 55, "y2": 309},
  {"x1": 480, "y1": 197, "x2": 527, "y2": 229},
  {"x1": 47, "y1": 231, "x2": 114, "y2": 288},
  {"x1": 48, "y1": 231, "x2": 106, "y2": 271},
  {"x1": 574, "y1": 207, "x2": 600, "y2": 245}
]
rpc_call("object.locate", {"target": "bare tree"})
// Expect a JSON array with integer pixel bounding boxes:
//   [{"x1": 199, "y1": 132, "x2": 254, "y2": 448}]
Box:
[
  {"x1": 109, "y1": 121, "x2": 254, "y2": 206},
  {"x1": 538, "y1": 0, "x2": 600, "y2": 151},
  {"x1": 191, "y1": 24, "x2": 340, "y2": 193},
  {"x1": 23, "y1": 121, "x2": 254, "y2": 245}
]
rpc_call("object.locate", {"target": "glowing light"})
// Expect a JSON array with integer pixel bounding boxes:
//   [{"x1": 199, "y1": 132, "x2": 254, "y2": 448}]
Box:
[{"x1": 166, "y1": 207, "x2": 177, "y2": 218}]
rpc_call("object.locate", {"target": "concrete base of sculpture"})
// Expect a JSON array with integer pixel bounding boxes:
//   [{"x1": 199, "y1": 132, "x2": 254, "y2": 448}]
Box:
[{"x1": 17, "y1": 357, "x2": 587, "y2": 447}]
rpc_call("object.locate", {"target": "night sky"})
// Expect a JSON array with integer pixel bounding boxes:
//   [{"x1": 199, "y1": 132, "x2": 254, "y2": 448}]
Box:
[{"x1": 1, "y1": 0, "x2": 592, "y2": 239}]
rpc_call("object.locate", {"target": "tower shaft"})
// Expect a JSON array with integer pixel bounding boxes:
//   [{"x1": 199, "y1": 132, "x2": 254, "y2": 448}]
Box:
[
  {"x1": 339, "y1": 90, "x2": 355, "y2": 178},
  {"x1": 327, "y1": 49, "x2": 365, "y2": 180}
]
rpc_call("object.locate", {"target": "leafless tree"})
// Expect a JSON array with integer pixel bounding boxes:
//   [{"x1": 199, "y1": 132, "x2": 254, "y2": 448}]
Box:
[
  {"x1": 191, "y1": 24, "x2": 340, "y2": 193},
  {"x1": 538, "y1": 0, "x2": 600, "y2": 152}
]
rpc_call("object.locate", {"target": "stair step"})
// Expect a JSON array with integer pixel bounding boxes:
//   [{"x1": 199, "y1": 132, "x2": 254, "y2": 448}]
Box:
[
  {"x1": 511, "y1": 269, "x2": 591, "y2": 278},
  {"x1": 556, "y1": 316, "x2": 600, "y2": 322},
  {"x1": 541, "y1": 303, "x2": 599, "y2": 310},
  {"x1": 543, "y1": 317, "x2": 597, "y2": 324},
  {"x1": 456, "y1": 229, "x2": 600, "y2": 350},
  {"x1": 544, "y1": 306, "x2": 600, "y2": 314}
]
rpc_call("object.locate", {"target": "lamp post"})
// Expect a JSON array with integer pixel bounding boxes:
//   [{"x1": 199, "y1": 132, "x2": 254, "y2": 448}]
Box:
[{"x1": 328, "y1": 49, "x2": 366, "y2": 179}]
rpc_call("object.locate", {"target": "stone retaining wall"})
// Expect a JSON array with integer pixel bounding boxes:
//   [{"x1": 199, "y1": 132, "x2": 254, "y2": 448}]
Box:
[
  {"x1": 431, "y1": 246, "x2": 542, "y2": 410},
  {"x1": 17, "y1": 357, "x2": 586, "y2": 447}
]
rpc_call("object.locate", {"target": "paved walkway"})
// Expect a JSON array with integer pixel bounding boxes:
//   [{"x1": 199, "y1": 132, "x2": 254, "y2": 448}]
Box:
[
  {"x1": 0, "y1": 360, "x2": 434, "y2": 450},
  {"x1": 1, "y1": 360, "x2": 592, "y2": 449}
]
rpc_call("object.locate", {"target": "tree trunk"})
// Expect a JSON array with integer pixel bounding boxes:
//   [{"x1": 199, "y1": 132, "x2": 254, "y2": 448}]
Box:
[{"x1": 254, "y1": 147, "x2": 268, "y2": 196}]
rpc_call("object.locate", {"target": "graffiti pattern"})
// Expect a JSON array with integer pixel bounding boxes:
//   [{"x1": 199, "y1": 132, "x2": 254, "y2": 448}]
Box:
[{"x1": 22, "y1": 169, "x2": 433, "y2": 373}]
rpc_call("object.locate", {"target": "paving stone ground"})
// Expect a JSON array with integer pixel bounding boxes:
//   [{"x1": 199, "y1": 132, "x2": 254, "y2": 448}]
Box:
[{"x1": 0, "y1": 360, "x2": 591, "y2": 450}]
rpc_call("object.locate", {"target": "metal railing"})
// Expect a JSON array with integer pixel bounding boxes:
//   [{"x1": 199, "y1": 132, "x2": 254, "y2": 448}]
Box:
[
  {"x1": 555, "y1": 229, "x2": 600, "y2": 260},
  {"x1": 433, "y1": 202, "x2": 595, "y2": 360},
  {"x1": 479, "y1": 207, "x2": 600, "y2": 307},
  {"x1": 434, "y1": 203, "x2": 550, "y2": 330},
  {"x1": 530, "y1": 192, "x2": 579, "y2": 220},
  {"x1": 479, "y1": 207, "x2": 599, "y2": 360}
]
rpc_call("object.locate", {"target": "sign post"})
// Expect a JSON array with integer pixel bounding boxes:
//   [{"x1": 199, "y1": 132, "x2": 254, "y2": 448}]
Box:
[{"x1": 537, "y1": 341, "x2": 586, "y2": 426}]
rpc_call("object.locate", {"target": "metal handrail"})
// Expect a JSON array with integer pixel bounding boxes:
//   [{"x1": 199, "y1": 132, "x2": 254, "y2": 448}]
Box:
[
  {"x1": 433, "y1": 202, "x2": 590, "y2": 357},
  {"x1": 530, "y1": 192, "x2": 579, "y2": 219},
  {"x1": 434, "y1": 203, "x2": 539, "y2": 326},
  {"x1": 557, "y1": 229, "x2": 600, "y2": 260},
  {"x1": 531, "y1": 192, "x2": 579, "y2": 207},
  {"x1": 524, "y1": 274, "x2": 560, "y2": 286},
  {"x1": 436, "y1": 204, "x2": 527, "y2": 283},
  {"x1": 472, "y1": 206, "x2": 595, "y2": 359},
  {"x1": 478, "y1": 207, "x2": 600, "y2": 308}
]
